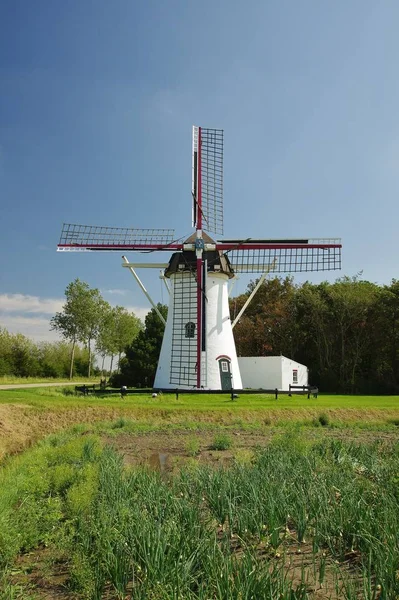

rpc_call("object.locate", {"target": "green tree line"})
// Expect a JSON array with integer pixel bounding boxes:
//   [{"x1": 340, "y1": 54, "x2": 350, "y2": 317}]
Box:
[
  {"x1": 4, "y1": 275, "x2": 399, "y2": 392},
  {"x1": 232, "y1": 275, "x2": 399, "y2": 394},
  {"x1": 0, "y1": 279, "x2": 142, "y2": 379},
  {"x1": 0, "y1": 329, "x2": 91, "y2": 378}
]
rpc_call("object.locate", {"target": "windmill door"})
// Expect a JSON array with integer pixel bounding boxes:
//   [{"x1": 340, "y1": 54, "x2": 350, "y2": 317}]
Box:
[{"x1": 218, "y1": 358, "x2": 232, "y2": 390}]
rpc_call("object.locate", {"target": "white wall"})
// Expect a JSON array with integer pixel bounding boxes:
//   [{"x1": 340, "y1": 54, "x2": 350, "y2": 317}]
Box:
[
  {"x1": 238, "y1": 356, "x2": 308, "y2": 390},
  {"x1": 205, "y1": 273, "x2": 242, "y2": 390},
  {"x1": 155, "y1": 271, "x2": 242, "y2": 390},
  {"x1": 238, "y1": 356, "x2": 283, "y2": 389},
  {"x1": 281, "y1": 356, "x2": 308, "y2": 390}
]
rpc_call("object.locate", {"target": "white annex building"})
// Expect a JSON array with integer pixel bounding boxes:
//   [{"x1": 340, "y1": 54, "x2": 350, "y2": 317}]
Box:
[{"x1": 238, "y1": 356, "x2": 308, "y2": 391}]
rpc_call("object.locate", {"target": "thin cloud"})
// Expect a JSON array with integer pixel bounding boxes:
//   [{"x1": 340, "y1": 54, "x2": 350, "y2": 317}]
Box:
[
  {"x1": 0, "y1": 292, "x2": 150, "y2": 340},
  {"x1": 103, "y1": 288, "x2": 128, "y2": 296},
  {"x1": 123, "y1": 306, "x2": 150, "y2": 321},
  {"x1": 0, "y1": 314, "x2": 60, "y2": 342},
  {"x1": 0, "y1": 294, "x2": 64, "y2": 315}
]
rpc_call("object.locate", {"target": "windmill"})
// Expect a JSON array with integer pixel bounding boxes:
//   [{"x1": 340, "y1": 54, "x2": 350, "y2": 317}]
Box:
[{"x1": 58, "y1": 126, "x2": 342, "y2": 390}]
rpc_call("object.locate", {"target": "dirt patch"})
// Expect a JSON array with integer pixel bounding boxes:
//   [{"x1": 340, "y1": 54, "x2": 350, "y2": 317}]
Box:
[
  {"x1": 104, "y1": 427, "x2": 399, "y2": 473},
  {"x1": 9, "y1": 547, "x2": 73, "y2": 599},
  {"x1": 104, "y1": 429, "x2": 270, "y2": 471}
]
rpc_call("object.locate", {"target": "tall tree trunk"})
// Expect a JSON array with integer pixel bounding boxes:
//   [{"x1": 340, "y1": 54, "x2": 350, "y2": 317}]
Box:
[
  {"x1": 101, "y1": 354, "x2": 105, "y2": 373},
  {"x1": 69, "y1": 339, "x2": 76, "y2": 380},
  {"x1": 117, "y1": 351, "x2": 122, "y2": 373},
  {"x1": 88, "y1": 339, "x2": 92, "y2": 378},
  {"x1": 110, "y1": 354, "x2": 114, "y2": 373}
]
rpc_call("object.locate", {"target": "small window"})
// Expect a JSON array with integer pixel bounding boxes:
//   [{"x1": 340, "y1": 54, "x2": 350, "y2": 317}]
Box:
[
  {"x1": 185, "y1": 322, "x2": 195, "y2": 338},
  {"x1": 293, "y1": 369, "x2": 298, "y2": 383},
  {"x1": 221, "y1": 361, "x2": 229, "y2": 372}
]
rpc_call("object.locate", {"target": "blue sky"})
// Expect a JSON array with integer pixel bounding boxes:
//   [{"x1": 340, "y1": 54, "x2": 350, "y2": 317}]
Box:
[{"x1": 1, "y1": 0, "x2": 399, "y2": 341}]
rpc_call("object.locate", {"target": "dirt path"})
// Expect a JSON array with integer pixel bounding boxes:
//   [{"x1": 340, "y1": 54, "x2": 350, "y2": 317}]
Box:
[{"x1": 0, "y1": 381, "x2": 95, "y2": 390}]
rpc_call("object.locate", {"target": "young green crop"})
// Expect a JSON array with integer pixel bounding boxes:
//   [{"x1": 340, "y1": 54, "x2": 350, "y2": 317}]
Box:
[{"x1": 2, "y1": 427, "x2": 399, "y2": 598}]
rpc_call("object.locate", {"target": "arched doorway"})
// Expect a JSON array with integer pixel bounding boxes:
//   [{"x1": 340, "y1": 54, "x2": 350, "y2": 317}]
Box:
[{"x1": 218, "y1": 357, "x2": 232, "y2": 390}]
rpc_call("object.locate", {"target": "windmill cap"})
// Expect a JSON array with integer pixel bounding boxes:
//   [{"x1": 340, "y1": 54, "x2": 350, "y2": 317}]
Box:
[
  {"x1": 164, "y1": 250, "x2": 234, "y2": 279},
  {"x1": 184, "y1": 231, "x2": 216, "y2": 244}
]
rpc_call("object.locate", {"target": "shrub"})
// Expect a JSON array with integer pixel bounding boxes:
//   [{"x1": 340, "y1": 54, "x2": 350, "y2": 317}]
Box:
[
  {"x1": 318, "y1": 413, "x2": 330, "y2": 427},
  {"x1": 185, "y1": 437, "x2": 201, "y2": 456},
  {"x1": 111, "y1": 417, "x2": 128, "y2": 429},
  {"x1": 210, "y1": 434, "x2": 232, "y2": 451}
]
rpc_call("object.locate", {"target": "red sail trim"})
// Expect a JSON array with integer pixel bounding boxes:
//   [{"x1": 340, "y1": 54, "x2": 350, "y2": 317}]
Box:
[
  {"x1": 197, "y1": 127, "x2": 202, "y2": 230},
  {"x1": 57, "y1": 243, "x2": 184, "y2": 251},
  {"x1": 216, "y1": 243, "x2": 342, "y2": 251}
]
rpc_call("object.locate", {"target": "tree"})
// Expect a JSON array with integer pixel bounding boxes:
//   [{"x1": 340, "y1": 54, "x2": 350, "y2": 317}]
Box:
[
  {"x1": 96, "y1": 303, "x2": 116, "y2": 373},
  {"x1": 10, "y1": 333, "x2": 41, "y2": 377},
  {"x1": 232, "y1": 277, "x2": 298, "y2": 357},
  {"x1": 112, "y1": 307, "x2": 142, "y2": 372},
  {"x1": 0, "y1": 328, "x2": 13, "y2": 376},
  {"x1": 371, "y1": 280, "x2": 399, "y2": 393},
  {"x1": 80, "y1": 294, "x2": 109, "y2": 378},
  {"x1": 50, "y1": 279, "x2": 106, "y2": 379},
  {"x1": 38, "y1": 341, "x2": 90, "y2": 378},
  {"x1": 117, "y1": 304, "x2": 167, "y2": 387},
  {"x1": 96, "y1": 306, "x2": 142, "y2": 374},
  {"x1": 293, "y1": 277, "x2": 380, "y2": 392},
  {"x1": 231, "y1": 275, "x2": 385, "y2": 393}
]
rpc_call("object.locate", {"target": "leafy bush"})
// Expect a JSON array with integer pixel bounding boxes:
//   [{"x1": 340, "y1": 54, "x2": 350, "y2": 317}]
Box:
[
  {"x1": 210, "y1": 433, "x2": 232, "y2": 451},
  {"x1": 185, "y1": 437, "x2": 201, "y2": 456},
  {"x1": 318, "y1": 413, "x2": 330, "y2": 427}
]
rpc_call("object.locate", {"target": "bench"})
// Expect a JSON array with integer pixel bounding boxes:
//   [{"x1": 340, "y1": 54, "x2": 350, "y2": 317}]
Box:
[
  {"x1": 288, "y1": 384, "x2": 318, "y2": 398},
  {"x1": 75, "y1": 384, "x2": 96, "y2": 396}
]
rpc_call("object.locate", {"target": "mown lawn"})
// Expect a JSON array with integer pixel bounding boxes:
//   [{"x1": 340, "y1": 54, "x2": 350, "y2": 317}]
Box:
[{"x1": 2, "y1": 386, "x2": 399, "y2": 411}]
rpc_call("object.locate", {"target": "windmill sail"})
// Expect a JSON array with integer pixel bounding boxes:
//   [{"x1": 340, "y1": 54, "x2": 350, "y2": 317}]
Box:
[
  {"x1": 58, "y1": 223, "x2": 177, "y2": 251},
  {"x1": 217, "y1": 238, "x2": 341, "y2": 273},
  {"x1": 192, "y1": 127, "x2": 224, "y2": 235}
]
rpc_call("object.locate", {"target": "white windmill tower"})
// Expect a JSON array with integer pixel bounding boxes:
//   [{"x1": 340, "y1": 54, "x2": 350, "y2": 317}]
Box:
[{"x1": 57, "y1": 125, "x2": 342, "y2": 390}]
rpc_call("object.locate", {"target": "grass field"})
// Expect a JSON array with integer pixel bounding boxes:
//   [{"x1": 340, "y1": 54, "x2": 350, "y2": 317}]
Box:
[
  {"x1": 1, "y1": 386, "x2": 399, "y2": 460},
  {"x1": 0, "y1": 386, "x2": 399, "y2": 598}
]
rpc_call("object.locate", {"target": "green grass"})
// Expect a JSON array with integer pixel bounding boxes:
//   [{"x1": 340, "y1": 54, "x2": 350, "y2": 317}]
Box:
[
  {"x1": 1, "y1": 386, "x2": 399, "y2": 462},
  {"x1": 2, "y1": 386, "x2": 399, "y2": 411},
  {"x1": 2, "y1": 427, "x2": 399, "y2": 598}
]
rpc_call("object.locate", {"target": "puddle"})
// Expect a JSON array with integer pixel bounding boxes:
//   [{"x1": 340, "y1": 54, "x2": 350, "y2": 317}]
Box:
[{"x1": 148, "y1": 452, "x2": 169, "y2": 473}]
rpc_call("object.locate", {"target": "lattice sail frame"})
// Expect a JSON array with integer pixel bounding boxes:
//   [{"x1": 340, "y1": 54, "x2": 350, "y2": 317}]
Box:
[
  {"x1": 220, "y1": 239, "x2": 342, "y2": 273},
  {"x1": 58, "y1": 223, "x2": 176, "y2": 251},
  {"x1": 192, "y1": 126, "x2": 224, "y2": 235}
]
